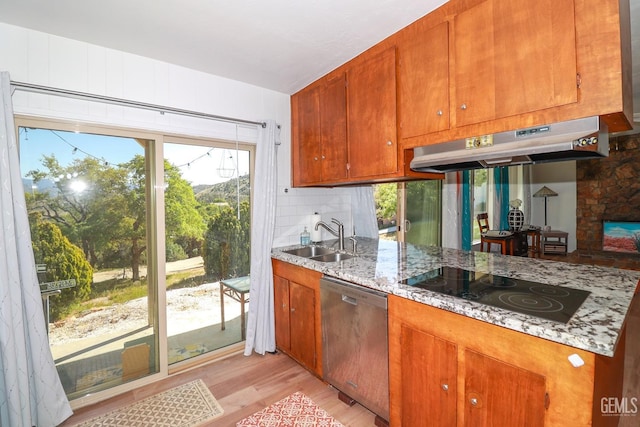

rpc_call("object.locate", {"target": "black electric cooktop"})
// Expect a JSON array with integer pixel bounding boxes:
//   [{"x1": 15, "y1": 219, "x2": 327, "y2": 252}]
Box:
[{"x1": 402, "y1": 267, "x2": 591, "y2": 324}]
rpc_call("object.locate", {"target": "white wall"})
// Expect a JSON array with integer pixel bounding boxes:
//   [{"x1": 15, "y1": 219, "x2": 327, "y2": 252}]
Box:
[
  {"x1": 0, "y1": 22, "x2": 354, "y2": 248},
  {"x1": 530, "y1": 161, "x2": 578, "y2": 252}
]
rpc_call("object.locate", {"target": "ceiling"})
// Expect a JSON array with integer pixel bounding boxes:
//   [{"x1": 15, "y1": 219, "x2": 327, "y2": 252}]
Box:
[{"x1": 0, "y1": 0, "x2": 638, "y2": 121}]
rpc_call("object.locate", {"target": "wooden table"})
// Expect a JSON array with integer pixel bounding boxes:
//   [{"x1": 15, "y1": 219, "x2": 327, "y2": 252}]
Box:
[
  {"x1": 542, "y1": 230, "x2": 568, "y2": 255},
  {"x1": 522, "y1": 227, "x2": 541, "y2": 256},
  {"x1": 220, "y1": 276, "x2": 251, "y2": 340}
]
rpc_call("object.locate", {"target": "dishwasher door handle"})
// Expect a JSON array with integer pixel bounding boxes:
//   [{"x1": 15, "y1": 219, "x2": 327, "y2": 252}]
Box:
[{"x1": 342, "y1": 294, "x2": 358, "y2": 305}]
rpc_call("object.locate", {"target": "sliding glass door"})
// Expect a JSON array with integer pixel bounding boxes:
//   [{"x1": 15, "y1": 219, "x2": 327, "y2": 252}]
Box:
[
  {"x1": 163, "y1": 138, "x2": 253, "y2": 365},
  {"x1": 404, "y1": 180, "x2": 442, "y2": 246},
  {"x1": 18, "y1": 122, "x2": 160, "y2": 399},
  {"x1": 17, "y1": 118, "x2": 255, "y2": 399},
  {"x1": 374, "y1": 181, "x2": 442, "y2": 246}
]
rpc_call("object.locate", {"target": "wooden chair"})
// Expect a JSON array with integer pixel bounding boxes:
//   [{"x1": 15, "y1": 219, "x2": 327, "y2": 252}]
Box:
[{"x1": 477, "y1": 213, "x2": 515, "y2": 255}]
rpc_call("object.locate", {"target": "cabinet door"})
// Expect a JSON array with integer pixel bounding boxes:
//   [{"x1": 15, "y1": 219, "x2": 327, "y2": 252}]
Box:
[
  {"x1": 347, "y1": 47, "x2": 398, "y2": 178},
  {"x1": 294, "y1": 85, "x2": 323, "y2": 185},
  {"x1": 464, "y1": 349, "x2": 546, "y2": 427},
  {"x1": 400, "y1": 325, "x2": 457, "y2": 427},
  {"x1": 289, "y1": 281, "x2": 316, "y2": 370},
  {"x1": 454, "y1": 0, "x2": 578, "y2": 127},
  {"x1": 493, "y1": 0, "x2": 577, "y2": 118},
  {"x1": 453, "y1": 0, "x2": 496, "y2": 127},
  {"x1": 319, "y1": 74, "x2": 348, "y2": 182},
  {"x1": 273, "y1": 275, "x2": 290, "y2": 351},
  {"x1": 399, "y1": 21, "x2": 450, "y2": 139}
]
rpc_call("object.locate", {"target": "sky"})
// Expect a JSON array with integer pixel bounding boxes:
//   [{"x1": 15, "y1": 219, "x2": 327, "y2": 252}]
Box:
[
  {"x1": 19, "y1": 127, "x2": 249, "y2": 186},
  {"x1": 603, "y1": 221, "x2": 640, "y2": 237}
]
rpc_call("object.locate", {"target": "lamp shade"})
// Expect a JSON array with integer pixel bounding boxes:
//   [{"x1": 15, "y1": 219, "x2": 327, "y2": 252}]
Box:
[{"x1": 533, "y1": 186, "x2": 558, "y2": 198}]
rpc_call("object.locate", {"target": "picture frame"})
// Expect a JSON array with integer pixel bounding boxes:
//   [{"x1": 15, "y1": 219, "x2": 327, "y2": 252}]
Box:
[{"x1": 602, "y1": 221, "x2": 640, "y2": 254}]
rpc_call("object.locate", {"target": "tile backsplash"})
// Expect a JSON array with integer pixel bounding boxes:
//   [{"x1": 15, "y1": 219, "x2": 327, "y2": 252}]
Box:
[{"x1": 273, "y1": 185, "x2": 354, "y2": 247}]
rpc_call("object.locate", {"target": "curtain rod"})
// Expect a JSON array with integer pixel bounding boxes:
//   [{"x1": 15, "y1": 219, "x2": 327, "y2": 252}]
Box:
[{"x1": 10, "y1": 80, "x2": 267, "y2": 128}]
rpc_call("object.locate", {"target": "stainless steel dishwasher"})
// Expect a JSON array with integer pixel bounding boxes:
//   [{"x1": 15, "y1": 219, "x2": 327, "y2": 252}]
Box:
[{"x1": 320, "y1": 276, "x2": 389, "y2": 421}]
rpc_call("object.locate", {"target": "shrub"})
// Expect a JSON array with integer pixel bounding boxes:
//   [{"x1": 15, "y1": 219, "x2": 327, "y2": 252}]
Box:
[
  {"x1": 30, "y1": 219, "x2": 93, "y2": 321},
  {"x1": 202, "y1": 202, "x2": 250, "y2": 280}
]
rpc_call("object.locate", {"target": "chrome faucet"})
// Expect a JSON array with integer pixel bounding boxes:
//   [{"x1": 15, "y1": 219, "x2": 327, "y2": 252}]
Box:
[
  {"x1": 314, "y1": 218, "x2": 345, "y2": 250},
  {"x1": 348, "y1": 235, "x2": 358, "y2": 253}
]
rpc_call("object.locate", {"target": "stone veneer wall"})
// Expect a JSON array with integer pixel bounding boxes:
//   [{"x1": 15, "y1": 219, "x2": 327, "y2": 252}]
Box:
[{"x1": 576, "y1": 133, "x2": 640, "y2": 253}]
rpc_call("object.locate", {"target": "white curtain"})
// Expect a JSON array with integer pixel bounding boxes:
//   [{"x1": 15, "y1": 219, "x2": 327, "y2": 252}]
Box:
[
  {"x1": 442, "y1": 172, "x2": 463, "y2": 249},
  {"x1": 243, "y1": 120, "x2": 278, "y2": 356},
  {"x1": 0, "y1": 73, "x2": 72, "y2": 426},
  {"x1": 350, "y1": 186, "x2": 379, "y2": 239}
]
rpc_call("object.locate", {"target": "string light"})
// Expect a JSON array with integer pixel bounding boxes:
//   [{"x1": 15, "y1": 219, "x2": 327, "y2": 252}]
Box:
[
  {"x1": 175, "y1": 148, "x2": 215, "y2": 169},
  {"x1": 43, "y1": 129, "x2": 238, "y2": 174},
  {"x1": 50, "y1": 130, "x2": 110, "y2": 166}
]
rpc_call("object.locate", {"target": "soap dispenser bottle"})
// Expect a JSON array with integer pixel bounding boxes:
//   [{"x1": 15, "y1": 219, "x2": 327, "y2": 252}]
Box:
[{"x1": 300, "y1": 227, "x2": 311, "y2": 245}]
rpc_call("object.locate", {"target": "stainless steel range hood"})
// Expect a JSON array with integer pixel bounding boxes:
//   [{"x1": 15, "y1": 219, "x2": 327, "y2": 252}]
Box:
[{"x1": 410, "y1": 116, "x2": 609, "y2": 173}]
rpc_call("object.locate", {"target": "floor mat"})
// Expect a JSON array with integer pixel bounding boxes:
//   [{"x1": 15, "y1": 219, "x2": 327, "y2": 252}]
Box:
[
  {"x1": 236, "y1": 391, "x2": 344, "y2": 427},
  {"x1": 73, "y1": 379, "x2": 223, "y2": 427}
]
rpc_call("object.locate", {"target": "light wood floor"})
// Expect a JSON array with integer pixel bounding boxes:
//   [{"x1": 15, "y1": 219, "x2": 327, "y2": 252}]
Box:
[
  {"x1": 59, "y1": 350, "x2": 377, "y2": 426},
  {"x1": 59, "y1": 293, "x2": 640, "y2": 427}
]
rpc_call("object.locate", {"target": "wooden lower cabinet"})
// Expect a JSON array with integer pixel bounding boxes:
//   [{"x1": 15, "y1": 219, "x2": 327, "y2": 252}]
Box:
[
  {"x1": 389, "y1": 295, "x2": 626, "y2": 427},
  {"x1": 464, "y1": 349, "x2": 546, "y2": 426},
  {"x1": 272, "y1": 259, "x2": 322, "y2": 376},
  {"x1": 400, "y1": 325, "x2": 457, "y2": 426}
]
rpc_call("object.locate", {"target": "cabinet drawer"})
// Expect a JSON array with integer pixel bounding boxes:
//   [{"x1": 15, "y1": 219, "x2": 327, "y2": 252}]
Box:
[{"x1": 543, "y1": 244, "x2": 567, "y2": 253}]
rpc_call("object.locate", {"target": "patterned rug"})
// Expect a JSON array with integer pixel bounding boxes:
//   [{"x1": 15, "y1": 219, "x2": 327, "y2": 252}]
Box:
[
  {"x1": 236, "y1": 392, "x2": 344, "y2": 427},
  {"x1": 74, "y1": 379, "x2": 223, "y2": 427}
]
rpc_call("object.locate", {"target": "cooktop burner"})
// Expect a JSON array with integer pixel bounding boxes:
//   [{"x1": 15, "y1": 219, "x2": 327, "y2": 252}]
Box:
[{"x1": 402, "y1": 267, "x2": 590, "y2": 323}]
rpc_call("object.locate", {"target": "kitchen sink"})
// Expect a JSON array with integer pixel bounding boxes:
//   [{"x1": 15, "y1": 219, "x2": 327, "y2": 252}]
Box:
[
  {"x1": 283, "y1": 246, "x2": 336, "y2": 258},
  {"x1": 309, "y1": 252, "x2": 355, "y2": 263}
]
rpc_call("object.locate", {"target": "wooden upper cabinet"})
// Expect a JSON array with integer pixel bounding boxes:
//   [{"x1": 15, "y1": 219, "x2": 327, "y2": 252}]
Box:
[
  {"x1": 399, "y1": 21, "x2": 450, "y2": 139},
  {"x1": 293, "y1": 84, "x2": 323, "y2": 185},
  {"x1": 320, "y1": 74, "x2": 348, "y2": 183},
  {"x1": 291, "y1": 0, "x2": 629, "y2": 185},
  {"x1": 347, "y1": 47, "x2": 398, "y2": 179},
  {"x1": 292, "y1": 75, "x2": 347, "y2": 186},
  {"x1": 454, "y1": 0, "x2": 578, "y2": 127},
  {"x1": 453, "y1": 0, "x2": 496, "y2": 127}
]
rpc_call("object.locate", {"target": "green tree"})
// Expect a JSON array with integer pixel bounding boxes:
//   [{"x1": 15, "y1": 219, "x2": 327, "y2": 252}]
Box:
[
  {"x1": 27, "y1": 154, "x2": 206, "y2": 282},
  {"x1": 202, "y1": 201, "x2": 250, "y2": 280},
  {"x1": 30, "y1": 215, "x2": 93, "y2": 321},
  {"x1": 164, "y1": 161, "x2": 206, "y2": 258},
  {"x1": 374, "y1": 183, "x2": 398, "y2": 226},
  {"x1": 27, "y1": 155, "x2": 130, "y2": 268}
]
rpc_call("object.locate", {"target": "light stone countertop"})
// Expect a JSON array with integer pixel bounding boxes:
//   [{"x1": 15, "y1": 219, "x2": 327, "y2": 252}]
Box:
[{"x1": 271, "y1": 237, "x2": 640, "y2": 357}]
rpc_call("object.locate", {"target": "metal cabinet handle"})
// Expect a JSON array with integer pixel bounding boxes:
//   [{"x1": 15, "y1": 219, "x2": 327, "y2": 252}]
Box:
[
  {"x1": 313, "y1": 156, "x2": 319, "y2": 161},
  {"x1": 437, "y1": 110, "x2": 443, "y2": 116},
  {"x1": 470, "y1": 398, "x2": 478, "y2": 406},
  {"x1": 386, "y1": 140, "x2": 392, "y2": 146},
  {"x1": 460, "y1": 103, "x2": 467, "y2": 110},
  {"x1": 441, "y1": 384, "x2": 449, "y2": 391},
  {"x1": 290, "y1": 307, "x2": 295, "y2": 312}
]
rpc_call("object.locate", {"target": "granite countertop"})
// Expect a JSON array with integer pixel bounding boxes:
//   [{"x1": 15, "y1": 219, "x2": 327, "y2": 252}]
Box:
[{"x1": 271, "y1": 237, "x2": 640, "y2": 357}]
